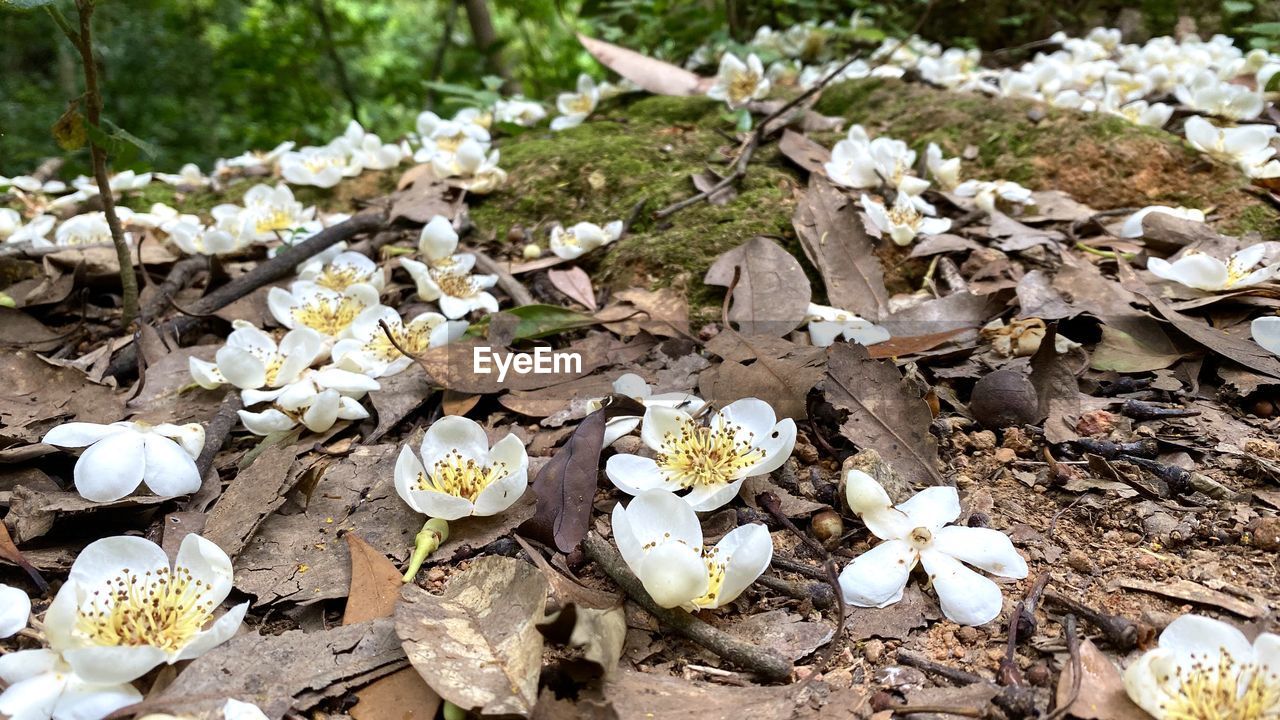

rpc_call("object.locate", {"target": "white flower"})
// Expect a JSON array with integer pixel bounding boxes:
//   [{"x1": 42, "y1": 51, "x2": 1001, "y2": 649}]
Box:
[
  {"x1": 237, "y1": 366, "x2": 379, "y2": 435},
  {"x1": 926, "y1": 143, "x2": 961, "y2": 190},
  {"x1": 1175, "y1": 71, "x2": 1265, "y2": 120},
  {"x1": 155, "y1": 162, "x2": 210, "y2": 188},
  {"x1": 549, "y1": 220, "x2": 623, "y2": 259},
  {"x1": 168, "y1": 219, "x2": 243, "y2": 256},
  {"x1": 267, "y1": 281, "x2": 381, "y2": 340},
  {"x1": 222, "y1": 183, "x2": 320, "y2": 243},
  {"x1": 297, "y1": 250, "x2": 385, "y2": 292},
  {"x1": 805, "y1": 303, "x2": 891, "y2": 347},
  {"x1": 73, "y1": 170, "x2": 151, "y2": 196},
  {"x1": 189, "y1": 321, "x2": 326, "y2": 391},
  {"x1": 342, "y1": 121, "x2": 406, "y2": 171},
  {"x1": 494, "y1": 97, "x2": 547, "y2": 126},
  {"x1": 215, "y1": 140, "x2": 295, "y2": 174},
  {"x1": 332, "y1": 306, "x2": 465, "y2": 378},
  {"x1": 954, "y1": 179, "x2": 1033, "y2": 214},
  {"x1": 414, "y1": 114, "x2": 491, "y2": 167},
  {"x1": 461, "y1": 149, "x2": 508, "y2": 194},
  {"x1": 612, "y1": 489, "x2": 772, "y2": 610},
  {"x1": 409, "y1": 215, "x2": 469, "y2": 272},
  {"x1": 222, "y1": 699, "x2": 270, "y2": 720},
  {"x1": 55, "y1": 212, "x2": 131, "y2": 248},
  {"x1": 605, "y1": 398, "x2": 796, "y2": 511},
  {"x1": 862, "y1": 193, "x2": 951, "y2": 246},
  {"x1": 590, "y1": 373, "x2": 707, "y2": 446},
  {"x1": 1122, "y1": 614, "x2": 1280, "y2": 720},
  {"x1": 399, "y1": 262, "x2": 499, "y2": 320},
  {"x1": 0, "y1": 583, "x2": 29, "y2": 638},
  {"x1": 280, "y1": 143, "x2": 359, "y2": 188},
  {"x1": 430, "y1": 137, "x2": 489, "y2": 179},
  {"x1": 1253, "y1": 316, "x2": 1280, "y2": 357},
  {"x1": 125, "y1": 203, "x2": 200, "y2": 234},
  {"x1": 3, "y1": 214, "x2": 56, "y2": 247},
  {"x1": 1148, "y1": 244, "x2": 1280, "y2": 291},
  {"x1": 0, "y1": 649, "x2": 141, "y2": 720},
  {"x1": 42, "y1": 534, "x2": 247, "y2": 684},
  {"x1": 707, "y1": 53, "x2": 770, "y2": 109},
  {"x1": 825, "y1": 128, "x2": 927, "y2": 193},
  {"x1": 1105, "y1": 97, "x2": 1174, "y2": 128},
  {"x1": 394, "y1": 416, "x2": 529, "y2": 521},
  {"x1": 42, "y1": 421, "x2": 204, "y2": 503},
  {"x1": 0, "y1": 208, "x2": 22, "y2": 240},
  {"x1": 551, "y1": 74, "x2": 600, "y2": 131},
  {"x1": 839, "y1": 470, "x2": 1027, "y2": 626},
  {"x1": 1184, "y1": 116, "x2": 1278, "y2": 176},
  {"x1": 1120, "y1": 206, "x2": 1206, "y2": 238}
]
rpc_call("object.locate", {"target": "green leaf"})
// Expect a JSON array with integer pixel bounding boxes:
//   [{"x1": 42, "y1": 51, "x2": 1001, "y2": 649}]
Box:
[
  {"x1": 51, "y1": 106, "x2": 86, "y2": 151},
  {"x1": 1244, "y1": 22, "x2": 1280, "y2": 36},
  {"x1": 466, "y1": 305, "x2": 598, "y2": 341},
  {"x1": 735, "y1": 108, "x2": 753, "y2": 132},
  {"x1": 83, "y1": 118, "x2": 158, "y2": 164},
  {"x1": 1267, "y1": 72, "x2": 1280, "y2": 93},
  {"x1": 1222, "y1": 0, "x2": 1253, "y2": 14}
]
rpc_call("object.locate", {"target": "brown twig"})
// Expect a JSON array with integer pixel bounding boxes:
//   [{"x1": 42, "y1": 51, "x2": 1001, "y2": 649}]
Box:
[
  {"x1": 142, "y1": 255, "x2": 207, "y2": 323},
  {"x1": 582, "y1": 532, "x2": 793, "y2": 681},
  {"x1": 1045, "y1": 615, "x2": 1081, "y2": 720},
  {"x1": 999, "y1": 571, "x2": 1050, "y2": 685},
  {"x1": 890, "y1": 705, "x2": 986, "y2": 718},
  {"x1": 471, "y1": 247, "x2": 534, "y2": 306},
  {"x1": 1043, "y1": 590, "x2": 1142, "y2": 650},
  {"x1": 378, "y1": 319, "x2": 439, "y2": 385},
  {"x1": 896, "y1": 649, "x2": 985, "y2": 686},
  {"x1": 756, "y1": 573, "x2": 837, "y2": 610},
  {"x1": 184, "y1": 391, "x2": 243, "y2": 513},
  {"x1": 106, "y1": 211, "x2": 386, "y2": 379}
]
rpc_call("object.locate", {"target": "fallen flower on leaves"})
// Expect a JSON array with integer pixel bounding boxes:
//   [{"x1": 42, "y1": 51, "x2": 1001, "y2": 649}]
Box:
[
  {"x1": 612, "y1": 489, "x2": 772, "y2": 610},
  {"x1": 954, "y1": 179, "x2": 1034, "y2": 214},
  {"x1": 1147, "y1": 244, "x2": 1280, "y2": 292},
  {"x1": 42, "y1": 421, "x2": 205, "y2": 503},
  {"x1": 1120, "y1": 205, "x2": 1206, "y2": 238},
  {"x1": 332, "y1": 305, "x2": 465, "y2": 378},
  {"x1": 588, "y1": 373, "x2": 707, "y2": 446},
  {"x1": 297, "y1": 250, "x2": 386, "y2": 292},
  {"x1": 0, "y1": 649, "x2": 141, "y2": 720},
  {"x1": 237, "y1": 366, "x2": 379, "y2": 435},
  {"x1": 267, "y1": 281, "x2": 382, "y2": 340},
  {"x1": 394, "y1": 415, "x2": 530, "y2": 521},
  {"x1": 189, "y1": 321, "x2": 327, "y2": 391},
  {"x1": 1122, "y1": 614, "x2": 1280, "y2": 720},
  {"x1": 838, "y1": 469, "x2": 1028, "y2": 626},
  {"x1": 862, "y1": 192, "x2": 951, "y2": 246},
  {"x1": 43, "y1": 534, "x2": 247, "y2": 684},
  {"x1": 805, "y1": 303, "x2": 891, "y2": 347},
  {"x1": 605, "y1": 397, "x2": 796, "y2": 511}
]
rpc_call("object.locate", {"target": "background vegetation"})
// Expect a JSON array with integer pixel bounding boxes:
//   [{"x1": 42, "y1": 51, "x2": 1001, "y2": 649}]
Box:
[{"x1": 2, "y1": 0, "x2": 1278, "y2": 177}]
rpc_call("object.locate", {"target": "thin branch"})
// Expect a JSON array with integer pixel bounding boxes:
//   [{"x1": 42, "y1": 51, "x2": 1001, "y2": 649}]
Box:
[{"x1": 471, "y1": 248, "x2": 534, "y2": 306}]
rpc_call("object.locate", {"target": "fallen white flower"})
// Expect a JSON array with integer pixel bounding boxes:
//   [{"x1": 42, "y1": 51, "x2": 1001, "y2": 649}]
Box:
[
  {"x1": 612, "y1": 489, "x2": 772, "y2": 610},
  {"x1": 42, "y1": 534, "x2": 247, "y2": 684},
  {"x1": 395, "y1": 415, "x2": 529, "y2": 520},
  {"x1": 155, "y1": 162, "x2": 210, "y2": 188},
  {"x1": 589, "y1": 373, "x2": 707, "y2": 446},
  {"x1": 332, "y1": 305, "x2": 465, "y2": 378},
  {"x1": 953, "y1": 179, "x2": 1033, "y2": 214},
  {"x1": 707, "y1": 52, "x2": 770, "y2": 109},
  {"x1": 926, "y1": 143, "x2": 961, "y2": 190},
  {"x1": 1252, "y1": 316, "x2": 1280, "y2": 357},
  {"x1": 0, "y1": 650, "x2": 141, "y2": 720},
  {"x1": 549, "y1": 220, "x2": 623, "y2": 259},
  {"x1": 551, "y1": 74, "x2": 600, "y2": 131},
  {"x1": 2, "y1": 213, "x2": 56, "y2": 247},
  {"x1": 43, "y1": 421, "x2": 204, "y2": 503},
  {"x1": 189, "y1": 321, "x2": 326, "y2": 391},
  {"x1": 267, "y1": 281, "x2": 381, "y2": 340},
  {"x1": 1120, "y1": 206, "x2": 1206, "y2": 238},
  {"x1": 494, "y1": 97, "x2": 547, "y2": 126},
  {"x1": 839, "y1": 469, "x2": 1027, "y2": 626},
  {"x1": 237, "y1": 366, "x2": 378, "y2": 435},
  {"x1": 605, "y1": 397, "x2": 795, "y2": 511},
  {"x1": 1123, "y1": 614, "x2": 1279, "y2": 720},
  {"x1": 862, "y1": 193, "x2": 952, "y2": 246},
  {"x1": 55, "y1": 212, "x2": 132, "y2": 248},
  {"x1": 1184, "y1": 116, "x2": 1278, "y2": 177},
  {"x1": 297, "y1": 250, "x2": 385, "y2": 292},
  {"x1": 399, "y1": 262, "x2": 499, "y2": 320},
  {"x1": 805, "y1": 303, "x2": 891, "y2": 347},
  {"x1": 1147, "y1": 244, "x2": 1280, "y2": 292}
]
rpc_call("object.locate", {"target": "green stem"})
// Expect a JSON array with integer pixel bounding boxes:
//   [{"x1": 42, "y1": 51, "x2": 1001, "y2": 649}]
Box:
[
  {"x1": 1074, "y1": 242, "x2": 1136, "y2": 261},
  {"x1": 402, "y1": 517, "x2": 449, "y2": 583},
  {"x1": 442, "y1": 700, "x2": 467, "y2": 720}
]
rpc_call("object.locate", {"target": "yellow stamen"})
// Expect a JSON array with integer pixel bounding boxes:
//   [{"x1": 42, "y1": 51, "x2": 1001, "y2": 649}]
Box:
[
  {"x1": 366, "y1": 321, "x2": 431, "y2": 361},
  {"x1": 434, "y1": 272, "x2": 480, "y2": 299},
  {"x1": 655, "y1": 418, "x2": 764, "y2": 488},
  {"x1": 691, "y1": 548, "x2": 727, "y2": 609},
  {"x1": 417, "y1": 450, "x2": 506, "y2": 502},
  {"x1": 1160, "y1": 651, "x2": 1280, "y2": 720},
  {"x1": 564, "y1": 95, "x2": 594, "y2": 115},
  {"x1": 314, "y1": 265, "x2": 372, "y2": 292},
  {"x1": 254, "y1": 208, "x2": 295, "y2": 235},
  {"x1": 291, "y1": 295, "x2": 366, "y2": 336},
  {"x1": 728, "y1": 72, "x2": 762, "y2": 104},
  {"x1": 74, "y1": 567, "x2": 215, "y2": 652}
]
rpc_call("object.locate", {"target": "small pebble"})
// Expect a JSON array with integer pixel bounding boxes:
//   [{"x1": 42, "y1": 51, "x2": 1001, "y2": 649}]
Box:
[
  {"x1": 863, "y1": 639, "x2": 885, "y2": 664},
  {"x1": 956, "y1": 626, "x2": 981, "y2": 644},
  {"x1": 993, "y1": 447, "x2": 1017, "y2": 464},
  {"x1": 970, "y1": 430, "x2": 997, "y2": 451},
  {"x1": 1066, "y1": 549, "x2": 1094, "y2": 574},
  {"x1": 1249, "y1": 516, "x2": 1280, "y2": 551}
]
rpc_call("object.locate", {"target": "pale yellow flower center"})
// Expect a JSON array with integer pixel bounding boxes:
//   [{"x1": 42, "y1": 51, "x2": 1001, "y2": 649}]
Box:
[
  {"x1": 1159, "y1": 651, "x2": 1280, "y2": 720},
  {"x1": 656, "y1": 419, "x2": 764, "y2": 488},
  {"x1": 887, "y1": 202, "x2": 923, "y2": 229},
  {"x1": 907, "y1": 526, "x2": 933, "y2": 551},
  {"x1": 315, "y1": 265, "x2": 372, "y2": 292},
  {"x1": 728, "y1": 72, "x2": 762, "y2": 104},
  {"x1": 691, "y1": 549, "x2": 727, "y2": 609},
  {"x1": 254, "y1": 208, "x2": 295, "y2": 235},
  {"x1": 74, "y1": 567, "x2": 215, "y2": 653},
  {"x1": 366, "y1": 321, "x2": 431, "y2": 361},
  {"x1": 564, "y1": 94, "x2": 594, "y2": 115},
  {"x1": 416, "y1": 450, "x2": 506, "y2": 502},
  {"x1": 1225, "y1": 257, "x2": 1256, "y2": 289},
  {"x1": 291, "y1": 295, "x2": 367, "y2": 336},
  {"x1": 434, "y1": 271, "x2": 480, "y2": 299}
]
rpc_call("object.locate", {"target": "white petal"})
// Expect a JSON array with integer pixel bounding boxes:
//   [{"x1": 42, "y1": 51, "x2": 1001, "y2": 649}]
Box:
[
  {"x1": 152, "y1": 423, "x2": 206, "y2": 459},
  {"x1": 838, "y1": 539, "x2": 915, "y2": 607},
  {"x1": 0, "y1": 670, "x2": 66, "y2": 720},
  {"x1": 706, "y1": 524, "x2": 772, "y2": 607},
  {"x1": 0, "y1": 649, "x2": 58, "y2": 685},
  {"x1": 405, "y1": 488, "x2": 475, "y2": 520},
  {"x1": 74, "y1": 430, "x2": 146, "y2": 502},
  {"x1": 919, "y1": 548, "x2": 1004, "y2": 626},
  {"x1": 43, "y1": 422, "x2": 125, "y2": 448},
  {"x1": 175, "y1": 533, "x2": 234, "y2": 604},
  {"x1": 1157, "y1": 614, "x2": 1252, "y2": 663},
  {"x1": 63, "y1": 645, "x2": 167, "y2": 685},
  {"x1": 301, "y1": 389, "x2": 341, "y2": 432},
  {"x1": 418, "y1": 216, "x2": 459, "y2": 260},
  {"x1": 472, "y1": 466, "x2": 527, "y2": 516},
  {"x1": 395, "y1": 445, "x2": 429, "y2": 514},
  {"x1": 717, "y1": 397, "x2": 779, "y2": 444},
  {"x1": 1122, "y1": 647, "x2": 1175, "y2": 719},
  {"x1": 605, "y1": 453, "x2": 680, "y2": 496},
  {"x1": 175, "y1": 601, "x2": 248, "y2": 661},
  {"x1": 896, "y1": 486, "x2": 961, "y2": 531},
  {"x1": 637, "y1": 541, "x2": 709, "y2": 608},
  {"x1": 54, "y1": 678, "x2": 144, "y2": 720},
  {"x1": 188, "y1": 357, "x2": 225, "y2": 389},
  {"x1": 140, "y1": 435, "x2": 201, "y2": 498},
  {"x1": 237, "y1": 408, "x2": 297, "y2": 436},
  {"x1": 217, "y1": 347, "x2": 268, "y2": 389},
  {"x1": 737, "y1": 418, "x2": 795, "y2": 477},
  {"x1": 0, "y1": 584, "x2": 30, "y2": 638},
  {"x1": 681, "y1": 476, "x2": 746, "y2": 511},
  {"x1": 420, "y1": 415, "x2": 490, "y2": 466},
  {"x1": 845, "y1": 469, "x2": 911, "y2": 540},
  {"x1": 640, "y1": 405, "x2": 691, "y2": 451},
  {"x1": 267, "y1": 287, "x2": 297, "y2": 328},
  {"x1": 222, "y1": 699, "x2": 270, "y2": 720},
  {"x1": 1253, "y1": 632, "x2": 1280, "y2": 675},
  {"x1": 615, "y1": 489, "x2": 703, "y2": 553},
  {"x1": 934, "y1": 525, "x2": 1028, "y2": 578}
]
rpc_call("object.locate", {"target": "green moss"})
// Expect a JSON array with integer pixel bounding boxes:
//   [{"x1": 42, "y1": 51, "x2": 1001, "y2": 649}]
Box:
[{"x1": 1223, "y1": 203, "x2": 1280, "y2": 239}]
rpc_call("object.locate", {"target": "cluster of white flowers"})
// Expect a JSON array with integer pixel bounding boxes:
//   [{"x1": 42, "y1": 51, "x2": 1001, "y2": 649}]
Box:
[
  {"x1": 280, "y1": 120, "x2": 408, "y2": 188},
  {"x1": 412, "y1": 109, "x2": 507, "y2": 192},
  {"x1": 0, "y1": 535, "x2": 246, "y2": 720}
]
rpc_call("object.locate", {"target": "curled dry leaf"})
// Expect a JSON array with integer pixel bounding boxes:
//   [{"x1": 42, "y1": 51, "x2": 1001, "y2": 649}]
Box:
[
  {"x1": 522, "y1": 408, "x2": 607, "y2": 552},
  {"x1": 547, "y1": 266, "x2": 598, "y2": 311},
  {"x1": 576, "y1": 33, "x2": 713, "y2": 96},
  {"x1": 343, "y1": 532, "x2": 405, "y2": 625},
  {"x1": 700, "y1": 330, "x2": 825, "y2": 420},
  {"x1": 396, "y1": 556, "x2": 549, "y2": 717},
  {"x1": 1055, "y1": 639, "x2": 1149, "y2": 720},
  {"x1": 705, "y1": 236, "x2": 812, "y2": 337},
  {"x1": 1029, "y1": 323, "x2": 1081, "y2": 443},
  {"x1": 792, "y1": 175, "x2": 889, "y2": 321}
]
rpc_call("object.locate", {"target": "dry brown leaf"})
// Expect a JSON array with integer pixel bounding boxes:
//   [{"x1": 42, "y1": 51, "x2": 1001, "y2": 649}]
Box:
[
  {"x1": 8, "y1": 485, "x2": 168, "y2": 543},
  {"x1": 352, "y1": 668, "x2": 443, "y2": 720},
  {"x1": 343, "y1": 533, "x2": 405, "y2": 625},
  {"x1": 202, "y1": 441, "x2": 300, "y2": 560},
  {"x1": 700, "y1": 331, "x2": 825, "y2": 420},
  {"x1": 390, "y1": 170, "x2": 455, "y2": 223},
  {"x1": 778, "y1": 129, "x2": 831, "y2": 175},
  {"x1": 152, "y1": 618, "x2": 404, "y2": 719},
  {"x1": 498, "y1": 375, "x2": 617, "y2": 419},
  {"x1": 1090, "y1": 325, "x2": 1183, "y2": 373},
  {"x1": 1056, "y1": 639, "x2": 1148, "y2": 720},
  {"x1": 705, "y1": 236, "x2": 811, "y2": 336},
  {"x1": 822, "y1": 342, "x2": 943, "y2": 487},
  {"x1": 1029, "y1": 324, "x2": 1081, "y2": 443},
  {"x1": 690, "y1": 170, "x2": 738, "y2": 206},
  {"x1": 0, "y1": 351, "x2": 124, "y2": 445},
  {"x1": 548, "y1": 266, "x2": 598, "y2": 311},
  {"x1": 576, "y1": 33, "x2": 712, "y2": 96},
  {"x1": 597, "y1": 287, "x2": 690, "y2": 338},
  {"x1": 0, "y1": 308, "x2": 64, "y2": 352},
  {"x1": 792, "y1": 175, "x2": 889, "y2": 321},
  {"x1": 367, "y1": 367, "x2": 432, "y2": 442},
  {"x1": 396, "y1": 556, "x2": 549, "y2": 716},
  {"x1": 845, "y1": 585, "x2": 934, "y2": 640},
  {"x1": 600, "y1": 670, "x2": 804, "y2": 720},
  {"x1": 867, "y1": 328, "x2": 967, "y2": 359},
  {"x1": 1114, "y1": 577, "x2": 1264, "y2": 618},
  {"x1": 725, "y1": 610, "x2": 833, "y2": 661}
]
